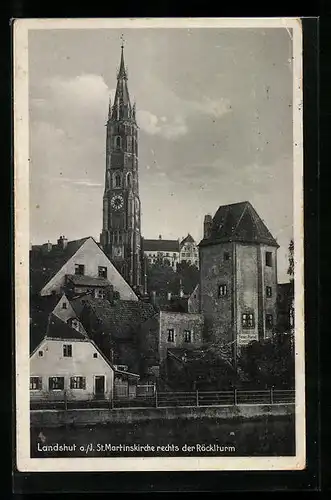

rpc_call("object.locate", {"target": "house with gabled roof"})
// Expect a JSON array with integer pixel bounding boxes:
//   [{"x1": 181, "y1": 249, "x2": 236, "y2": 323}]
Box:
[
  {"x1": 30, "y1": 235, "x2": 138, "y2": 301},
  {"x1": 179, "y1": 233, "x2": 199, "y2": 268},
  {"x1": 199, "y1": 201, "x2": 279, "y2": 351},
  {"x1": 30, "y1": 313, "x2": 139, "y2": 402}
]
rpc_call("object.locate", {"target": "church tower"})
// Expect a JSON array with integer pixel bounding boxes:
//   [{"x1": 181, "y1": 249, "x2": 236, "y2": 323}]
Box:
[{"x1": 100, "y1": 44, "x2": 142, "y2": 291}]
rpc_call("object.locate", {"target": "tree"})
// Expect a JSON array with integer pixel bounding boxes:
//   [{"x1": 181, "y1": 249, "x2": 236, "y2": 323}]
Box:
[
  {"x1": 147, "y1": 259, "x2": 180, "y2": 297},
  {"x1": 176, "y1": 261, "x2": 199, "y2": 295},
  {"x1": 164, "y1": 340, "x2": 237, "y2": 391},
  {"x1": 238, "y1": 333, "x2": 295, "y2": 389},
  {"x1": 287, "y1": 239, "x2": 294, "y2": 281}
]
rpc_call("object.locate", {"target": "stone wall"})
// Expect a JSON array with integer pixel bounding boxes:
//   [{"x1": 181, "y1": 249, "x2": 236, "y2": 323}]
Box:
[{"x1": 30, "y1": 403, "x2": 294, "y2": 427}]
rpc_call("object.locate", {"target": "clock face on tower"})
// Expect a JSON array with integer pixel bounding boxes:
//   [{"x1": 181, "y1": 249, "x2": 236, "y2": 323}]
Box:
[{"x1": 111, "y1": 194, "x2": 124, "y2": 211}]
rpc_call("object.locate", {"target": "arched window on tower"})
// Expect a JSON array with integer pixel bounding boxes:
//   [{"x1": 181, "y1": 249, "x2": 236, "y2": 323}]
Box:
[
  {"x1": 115, "y1": 136, "x2": 122, "y2": 150},
  {"x1": 113, "y1": 172, "x2": 122, "y2": 188},
  {"x1": 127, "y1": 172, "x2": 132, "y2": 188}
]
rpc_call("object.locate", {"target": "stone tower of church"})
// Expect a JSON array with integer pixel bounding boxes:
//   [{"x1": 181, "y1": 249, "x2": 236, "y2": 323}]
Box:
[{"x1": 100, "y1": 45, "x2": 143, "y2": 292}]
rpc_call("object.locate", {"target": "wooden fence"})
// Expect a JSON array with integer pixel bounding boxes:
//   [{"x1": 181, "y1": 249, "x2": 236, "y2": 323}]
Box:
[{"x1": 30, "y1": 388, "x2": 295, "y2": 410}]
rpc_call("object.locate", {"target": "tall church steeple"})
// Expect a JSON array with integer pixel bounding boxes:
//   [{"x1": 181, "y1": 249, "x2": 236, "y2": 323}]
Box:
[{"x1": 100, "y1": 43, "x2": 143, "y2": 293}]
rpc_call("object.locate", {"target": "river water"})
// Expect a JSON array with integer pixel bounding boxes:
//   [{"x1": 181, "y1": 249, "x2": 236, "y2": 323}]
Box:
[{"x1": 31, "y1": 415, "x2": 295, "y2": 458}]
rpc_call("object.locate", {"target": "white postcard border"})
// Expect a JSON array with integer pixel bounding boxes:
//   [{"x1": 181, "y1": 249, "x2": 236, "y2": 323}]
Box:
[{"x1": 14, "y1": 17, "x2": 305, "y2": 472}]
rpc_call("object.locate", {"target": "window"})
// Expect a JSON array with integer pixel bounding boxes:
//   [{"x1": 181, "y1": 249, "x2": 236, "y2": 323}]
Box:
[
  {"x1": 30, "y1": 377, "x2": 42, "y2": 390},
  {"x1": 70, "y1": 376, "x2": 86, "y2": 390},
  {"x1": 167, "y1": 329, "x2": 175, "y2": 342},
  {"x1": 266, "y1": 286, "x2": 272, "y2": 298},
  {"x1": 93, "y1": 352, "x2": 98, "y2": 358},
  {"x1": 95, "y1": 289, "x2": 105, "y2": 299},
  {"x1": 265, "y1": 251, "x2": 272, "y2": 267},
  {"x1": 49, "y1": 377, "x2": 64, "y2": 391},
  {"x1": 98, "y1": 266, "x2": 107, "y2": 278},
  {"x1": 63, "y1": 344, "x2": 72, "y2": 357},
  {"x1": 38, "y1": 350, "x2": 43, "y2": 357},
  {"x1": 127, "y1": 172, "x2": 132, "y2": 187},
  {"x1": 224, "y1": 252, "x2": 230, "y2": 261},
  {"x1": 75, "y1": 264, "x2": 85, "y2": 276},
  {"x1": 242, "y1": 313, "x2": 255, "y2": 328},
  {"x1": 266, "y1": 314, "x2": 273, "y2": 329},
  {"x1": 62, "y1": 302, "x2": 67, "y2": 309},
  {"x1": 115, "y1": 174, "x2": 121, "y2": 187},
  {"x1": 127, "y1": 136, "x2": 132, "y2": 153},
  {"x1": 218, "y1": 284, "x2": 227, "y2": 297},
  {"x1": 184, "y1": 330, "x2": 192, "y2": 343},
  {"x1": 115, "y1": 136, "x2": 122, "y2": 149}
]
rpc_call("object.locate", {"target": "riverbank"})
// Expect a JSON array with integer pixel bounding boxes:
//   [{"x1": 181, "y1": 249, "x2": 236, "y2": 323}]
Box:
[
  {"x1": 31, "y1": 403, "x2": 294, "y2": 427},
  {"x1": 31, "y1": 412, "x2": 295, "y2": 458}
]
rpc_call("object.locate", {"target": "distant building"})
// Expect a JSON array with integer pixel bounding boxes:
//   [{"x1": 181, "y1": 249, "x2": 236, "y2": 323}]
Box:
[
  {"x1": 179, "y1": 233, "x2": 199, "y2": 268},
  {"x1": 30, "y1": 313, "x2": 139, "y2": 402},
  {"x1": 199, "y1": 201, "x2": 279, "y2": 352},
  {"x1": 30, "y1": 235, "x2": 137, "y2": 301},
  {"x1": 142, "y1": 235, "x2": 180, "y2": 268}
]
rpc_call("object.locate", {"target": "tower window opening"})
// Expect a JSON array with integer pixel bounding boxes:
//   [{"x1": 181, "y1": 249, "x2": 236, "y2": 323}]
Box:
[
  {"x1": 127, "y1": 172, "x2": 132, "y2": 187},
  {"x1": 115, "y1": 174, "x2": 121, "y2": 188},
  {"x1": 115, "y1": 136, "x2": 122, "y2": 149}
]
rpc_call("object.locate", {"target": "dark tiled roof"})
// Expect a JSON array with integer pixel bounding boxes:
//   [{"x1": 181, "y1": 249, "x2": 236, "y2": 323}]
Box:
[
  {"x1": 180, "y1": 234, "x2": 195, "y2": 246},
  {"x1": 30, "y1": 237, "x2": 90, "y2": 294},
  {"x1": 30, "y1": 295, "x2": 59, "y2": 354},
  {"x1": 70, "y1": 293, "x2": 93, "y2": 317},
  {"x1": 66, "y1": 274, "x2": 110, "y2": 288},
  {"x1": 46, "y1": 313, "x2": 87, "y2": 341},
  {"x1": 199, "y1": 201, "x2": 279, "y2": 248},
  {"x1": 81, "y1": 297, "x2": 156, "y2": 340},
  {"x1": 143, "y1": 239, "x2": 180, "y2": 253}
]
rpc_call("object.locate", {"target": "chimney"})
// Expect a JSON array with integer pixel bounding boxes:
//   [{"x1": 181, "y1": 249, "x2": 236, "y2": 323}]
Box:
[
  {"x1": 57, "y1": 235, "x2": 68, "y2": 250},
  {"x1": 203, "y1": 215, "x2": 213, "y2": 239},
  {"x1": 159, "y1": 234, "x2": 162, "y2": 240},
  {"x1": 42, "y1": 240, "x2": 52, "y2": 253},
  {"x1": 167, "y1": 291, "x2": 172, "y2": 301}
]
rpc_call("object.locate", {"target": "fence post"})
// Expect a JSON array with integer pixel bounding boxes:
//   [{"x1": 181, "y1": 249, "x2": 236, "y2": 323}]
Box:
[
  {"x1": 234, "y1": 388, "x2": 237, "y2": 406},
  {"x1": 155, "y1": 389, "x2": 158, "y2": 408},
  {"x1": 196, "y1": 390, "x2": 199, "y2": 407},
  {"x1": 270, "y1": 388, "x2": 274, "y2": 405}
]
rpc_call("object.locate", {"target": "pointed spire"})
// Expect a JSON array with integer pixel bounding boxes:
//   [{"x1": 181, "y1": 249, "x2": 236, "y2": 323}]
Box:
[
  {"x1": 111, "y1": 39, "x2": 132, "y2": 121},
  {"x1": 117, "y1": 35, "x2": 128, "y2": 80}
]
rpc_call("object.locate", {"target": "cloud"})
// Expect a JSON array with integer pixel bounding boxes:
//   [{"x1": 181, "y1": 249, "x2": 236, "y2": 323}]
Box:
[
  {"x1": 190, "y1": 96, "x2": 232, "y2": 118},
  {"x1": 137, "y1": 110, "x2": 188, "y2": 139},
  {"x1": 52, "y1": 177, "x2": 103, "y2": 188}
]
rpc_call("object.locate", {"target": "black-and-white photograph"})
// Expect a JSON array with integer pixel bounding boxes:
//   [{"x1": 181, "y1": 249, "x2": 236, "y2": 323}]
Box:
[{"x1": 14, "y1": 18, "x2": 305, "y2": 472}]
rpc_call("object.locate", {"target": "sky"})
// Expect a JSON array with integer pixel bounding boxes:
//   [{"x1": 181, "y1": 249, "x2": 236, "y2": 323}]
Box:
[{"x1": 28, "y1": 27, "x2": 294, "y2": 282}]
